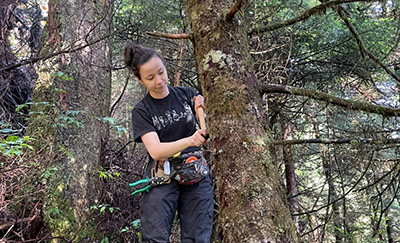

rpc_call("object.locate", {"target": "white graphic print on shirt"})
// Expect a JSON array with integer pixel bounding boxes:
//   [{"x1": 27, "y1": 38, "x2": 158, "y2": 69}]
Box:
[{"x1": 151, "y1": 102, "x2": 194, "y2": 130}]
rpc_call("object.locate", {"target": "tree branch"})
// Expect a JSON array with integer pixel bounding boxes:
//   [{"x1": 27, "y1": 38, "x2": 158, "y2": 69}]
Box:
[
  {"x1": 226, "y1": 0, "x2": 247, "y2": 21},
  {"x1": 334, "y1": 4, "x2": 400, "y2": 85},
  {"x1": 273, "y1": 138, "x2": 400, "y2": 145},
  {"x1": 249, "y1": 0, "x2": 375, "y2": 35},
  {"x1": 0, "y1": 216, "x2": 39, "y2": 230},
  {"x1": 261, "y1": 84, "x2": 400, "y2": 117},
  {"x1": 294, "y1": 151, "x2": 374, "y2": 216},
  {"x1": 146, "y1": 31, "x2": 193, "y2": 40},
  {"x1": 110, "y1": 72, "x2": 130, "y2": 116},
  {"x1": 0, "y1": 34, "x2": 112, "y2": 73},
  {"x1": 358, "y1": 159, "x2": 400, "y2": 192}
]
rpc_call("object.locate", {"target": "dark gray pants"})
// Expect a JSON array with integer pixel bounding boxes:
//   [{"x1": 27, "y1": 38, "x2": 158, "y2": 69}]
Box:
[{"x1": 140, "y1": 174, "x2": 214, "y2": 243}]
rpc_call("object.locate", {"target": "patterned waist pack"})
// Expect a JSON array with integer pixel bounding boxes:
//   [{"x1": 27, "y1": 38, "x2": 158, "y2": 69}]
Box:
[
  {"x1": 151, "y1": 151, "x2": 209, "y2": 186},
  {"x1": 169, "y1": 151, "x2": 209, "y2": 185}
]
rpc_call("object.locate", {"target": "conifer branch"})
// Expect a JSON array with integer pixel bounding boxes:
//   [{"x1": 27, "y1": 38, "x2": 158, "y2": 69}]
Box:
[
  {"x1": 0, "y1": 34, "x2": 111, "y2": 73},
  {"x1": 261, "y1": 84, "x2": 400, "y2": 117},
  {"x1": 249, "y1": 0, "x2": 375, "y2": 35},
  {"x1": 334, "y1": 4, "x2": 400, "y2": 84}
]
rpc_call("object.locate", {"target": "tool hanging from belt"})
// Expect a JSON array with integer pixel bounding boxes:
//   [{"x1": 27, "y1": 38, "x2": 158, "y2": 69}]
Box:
[{"x1": 129, "y1": 159, "x2": 172, "y2": 196}]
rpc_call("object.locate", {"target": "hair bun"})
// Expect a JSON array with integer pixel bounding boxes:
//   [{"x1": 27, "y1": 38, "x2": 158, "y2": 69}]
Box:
[
  {"x1": 124, "y1": 42, "x2": 140, "y2": 68},
  {"x1": 123, "y1": 42, "x2": 160, "y2": 80},
  {"x1": 130, "y1": 43, "x2": 141, "y2": 54}
]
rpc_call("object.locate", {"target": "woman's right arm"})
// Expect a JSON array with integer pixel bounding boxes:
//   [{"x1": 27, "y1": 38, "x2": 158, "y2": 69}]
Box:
[{"x1": 141, "y1": 130, "x2": 207, "y2": 161}]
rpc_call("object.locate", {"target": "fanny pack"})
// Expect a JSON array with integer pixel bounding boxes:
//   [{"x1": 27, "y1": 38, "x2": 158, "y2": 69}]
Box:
[
  {"x1": 169, "y1": 151, "x2": 209, "y2": 185},
  {"x1": 151, "y1": 151, "x2": 209, "y2": 186}
]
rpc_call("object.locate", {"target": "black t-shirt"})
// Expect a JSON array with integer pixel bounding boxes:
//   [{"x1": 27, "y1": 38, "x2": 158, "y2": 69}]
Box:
[{"x1": 131, "y1": 86, "x2": 199, "y2": 154}]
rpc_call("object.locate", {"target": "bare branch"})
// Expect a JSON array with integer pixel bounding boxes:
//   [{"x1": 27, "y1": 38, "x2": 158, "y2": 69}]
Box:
[
  {"x1": 273, "y1": 138, "x2": 400, "y2": 145},
  {"x1": 0, "y1": 34, "x2": 112, "y2": 73},
  {"x1": 226, "y1": 0, "x2": 247, "y2": 21},
  {"x1": 358, "y1": 159, "x2": 400, "y2": 192},
  {"x1": 294, "y1": 151, "x2": 374, "y2": 216},
  {"x1": 0, "y1": 216, "x2": 39, "y2": 230},
  {"x1": 110, "y1": 72, "x2": 130, "y2": 116},
  {"x1": 249, "y1": 0, "x2": 376, "y2": 35},
  {"x1": 147, "y1": 31, "x2": 193, "y2": 40},
  {"x1": 261, "y1": 84, "x2": 400, "y2": 117}
]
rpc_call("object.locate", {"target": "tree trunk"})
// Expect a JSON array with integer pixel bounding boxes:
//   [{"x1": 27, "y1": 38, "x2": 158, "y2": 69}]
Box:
[
  {"x1": 30, "y1": 0, "x2": 112, "y2": 240},
  {"x1": 321, "y1": 144, "x2": 342, "y2": 243},
  {"x1": 334, "y1": 148, "x2": 350, "y2": 242},
  {"x1": 185, "y1": 1, "x2": 298, "y2": 242},
  {"x1": 280, "y1": 119, "x2": 299, "y2": 232},
  {"x1": 0, "y1": 0, "x2": 35, "y2": 129},
  {"x1": 385, "y1": 209, "x2": 394, "y2": 243}
]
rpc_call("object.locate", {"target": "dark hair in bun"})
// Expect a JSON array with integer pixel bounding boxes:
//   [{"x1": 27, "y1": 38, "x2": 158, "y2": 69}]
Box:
[{"x1": 123, "y1": 43, "x2": 163, "y2": 80}]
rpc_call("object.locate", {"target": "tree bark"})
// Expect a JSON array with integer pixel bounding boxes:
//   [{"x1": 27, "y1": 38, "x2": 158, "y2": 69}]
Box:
[
  {"x1": 185, "y1": 1, "x2": 298, "y2": 242},
  {"x1": 280, "y1": 119, "x2": 300, "y2": 233},
  {"x1": 385, "y1": 209, "x2": 394, "y2": 243},
  {"x1": 0, "y1": 0, "x2": 35, "y2": 129},
  {"x1": 320, "y1": 145, "x2": 342, "y2": 243},
  {"x1": 29, "y1": 0, "x2": 112, "y2": 240}
]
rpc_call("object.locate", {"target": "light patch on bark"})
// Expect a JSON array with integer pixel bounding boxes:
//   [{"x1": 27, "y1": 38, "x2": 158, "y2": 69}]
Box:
[
  {"x1": 57, "y1": 184, "x2": 63, "y2": 192},
  {"x1": 255, "y1": 136, "x2": 266, "y2": 147},
  {"x1": 190, "y1": 8, "x2": 199, "y2": 20},
  {"x1": 37, "y1": 72, "x2": 52, "y2": 87},
  {"x1": 203, "y1": 50, "x2": 226, "y2": 70},
  {"x1": 203, "y1": 49, "x2": 235, "y2": 71}
]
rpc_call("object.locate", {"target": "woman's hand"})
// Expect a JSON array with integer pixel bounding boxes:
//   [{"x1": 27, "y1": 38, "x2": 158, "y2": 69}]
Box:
[
  {"x1": 142, "y1": 130, "x2": 207, "y2": 160},
  {"x1": 193, "y1": 95, "x2": 205, "y2": 110},
  {"x1": 188, "y1": 129, "x2": 207, "y2": 147}
]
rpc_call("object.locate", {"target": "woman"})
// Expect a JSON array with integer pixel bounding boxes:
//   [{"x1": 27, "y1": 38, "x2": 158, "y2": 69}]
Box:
[{"x1": 124, "y1": 43, "x2": 214, "y2": 242}]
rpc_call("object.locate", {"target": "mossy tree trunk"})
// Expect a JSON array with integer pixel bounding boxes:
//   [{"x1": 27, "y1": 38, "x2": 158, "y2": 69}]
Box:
[
  {"x1": 30, "y1": 0, "x2": 112, "y2": 240},
  {"x1": 185, "y1": 1, "x2": 298, "y2": 242}
]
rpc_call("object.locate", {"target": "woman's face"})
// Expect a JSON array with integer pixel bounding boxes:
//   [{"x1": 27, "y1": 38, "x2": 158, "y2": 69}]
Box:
[{"x1": 139, "y1": 55, "x2": 169, "y2": 99}]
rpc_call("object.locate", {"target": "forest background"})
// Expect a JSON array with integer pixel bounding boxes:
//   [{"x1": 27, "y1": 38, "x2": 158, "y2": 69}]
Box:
[{"x1": 1, "y1": 0, "x2": 399, "y2": 242}]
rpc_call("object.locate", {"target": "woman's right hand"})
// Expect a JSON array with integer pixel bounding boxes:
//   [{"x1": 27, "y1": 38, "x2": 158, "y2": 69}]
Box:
[
  {"x1": 141, "y1": 130, "x2": 208, "y2": 160},
  {"x1": 189, "y1": 129, "x2": 207, "y2": 147}
]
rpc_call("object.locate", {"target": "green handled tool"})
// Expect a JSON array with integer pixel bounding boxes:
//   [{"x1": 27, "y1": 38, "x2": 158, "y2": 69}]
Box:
[{"x1": 129, "y1": 177, "x2": 152, "y2": 196}]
